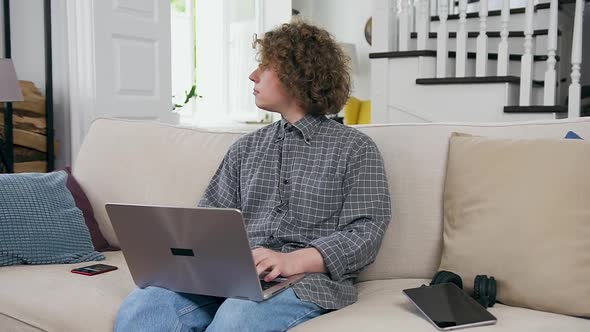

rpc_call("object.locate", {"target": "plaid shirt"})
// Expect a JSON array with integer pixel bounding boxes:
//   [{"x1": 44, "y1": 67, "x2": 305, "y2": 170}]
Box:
[{"x1": 198, "y1": 114, "x2": 391, "y2": 309}]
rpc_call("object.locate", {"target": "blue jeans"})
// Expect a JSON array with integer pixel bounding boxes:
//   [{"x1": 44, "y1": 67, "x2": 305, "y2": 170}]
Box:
[{"x1": 114, "y1": 286, "x2": 328, "y2": 332}]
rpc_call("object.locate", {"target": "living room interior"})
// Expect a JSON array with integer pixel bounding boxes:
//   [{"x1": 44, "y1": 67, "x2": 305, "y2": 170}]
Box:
[{"x1": 1, "y1": 0, "x2": 590, "y2": 331}]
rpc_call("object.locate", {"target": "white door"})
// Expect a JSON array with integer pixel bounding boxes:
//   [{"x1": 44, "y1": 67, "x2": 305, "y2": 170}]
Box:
[
  {"x1": 94, "y1": 0, "x2": 172, "y2": 121},
  {"x1": 67, "y1": 0, "x2": 172, "y2": 161}
]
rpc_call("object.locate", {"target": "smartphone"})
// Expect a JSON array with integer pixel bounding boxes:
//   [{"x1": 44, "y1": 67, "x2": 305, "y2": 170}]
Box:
[{"x1": 71, "y1": 264, "x2": 118, "y2": 276}]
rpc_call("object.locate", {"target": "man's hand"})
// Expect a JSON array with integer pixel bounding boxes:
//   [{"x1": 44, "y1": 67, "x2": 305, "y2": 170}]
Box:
[
  {"x1": 252, "y1": 247, "x2": 327, "y2": 282},
  {"x1": 252, "y1": 248, "x2": 299, "y2": 282}
]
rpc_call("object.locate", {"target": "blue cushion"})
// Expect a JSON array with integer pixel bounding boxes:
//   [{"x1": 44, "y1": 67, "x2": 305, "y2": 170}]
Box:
[
  {"x1": 565, "y1": 131, "x2": 583, "y2": 139},
  {"x1": 0, "y1": 171, "x2": 105, "y2": 266}
]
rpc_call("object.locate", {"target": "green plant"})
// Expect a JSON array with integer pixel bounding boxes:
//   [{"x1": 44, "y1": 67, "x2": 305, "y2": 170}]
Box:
[
  {"x1": 170, "y1": 0, "x2": 186, "y2": 13},
  {"x1": 173, "y1": 84, "x2": 202, "y2": 110}
]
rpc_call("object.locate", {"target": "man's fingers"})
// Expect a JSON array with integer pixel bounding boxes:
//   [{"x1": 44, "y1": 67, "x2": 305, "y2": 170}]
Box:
[
  {"x1": 264, "y1": 266, "x2": 281, "y2": 282},
  {"x1": 256, "y1": 258, "x2": 273, "y2": 276}
]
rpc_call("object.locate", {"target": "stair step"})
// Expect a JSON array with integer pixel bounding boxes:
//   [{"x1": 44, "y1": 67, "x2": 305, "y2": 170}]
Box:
[
  {"x1": 370, "y1": 50, "x2": 438, "y2": 59},
  {"x1": 409, "y1": 29, "x2": 560, "y2": 39},
  {"x1": 370, "y1": 50, "x2": 557, "y2": 62},
  {"x1": 431, "y1": 2, "x2": 555, "y2": 22},
  {"x1": 416, "y1": 76, "x2": 544, "y2": 87},
  {"x1": 504, "y1": 105, "x2": 567, "y2": 113}
]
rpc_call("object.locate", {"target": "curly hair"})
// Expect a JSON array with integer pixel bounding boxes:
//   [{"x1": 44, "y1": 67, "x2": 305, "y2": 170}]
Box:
[{"x1": 253, "y1": 19, "x2": 351, "y2": 116}]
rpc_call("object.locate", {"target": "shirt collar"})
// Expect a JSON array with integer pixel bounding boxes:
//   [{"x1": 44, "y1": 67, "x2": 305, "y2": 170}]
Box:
[{"x1": 278, "y1": 114, "x2": 325, "y2": 145}]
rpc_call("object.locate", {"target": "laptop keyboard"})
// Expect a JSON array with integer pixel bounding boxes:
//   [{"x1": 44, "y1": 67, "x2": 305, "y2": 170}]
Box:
[{"x1": 260, "y1": 280, "x2": 281, "y2": 290}]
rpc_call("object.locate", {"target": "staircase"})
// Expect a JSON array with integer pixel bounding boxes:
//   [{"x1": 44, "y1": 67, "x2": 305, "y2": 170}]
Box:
[{"x1": 370, "y1": 0, "x2": 587, "y2": 123}]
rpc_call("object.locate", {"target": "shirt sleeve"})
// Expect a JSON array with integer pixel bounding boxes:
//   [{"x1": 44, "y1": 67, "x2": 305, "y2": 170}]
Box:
[
  {"x1": 309, "y1": 139, "x2": 391, "y2": 281},
  {"x1": 197, "y1": 141, "x2": 241, "y2": 209}
]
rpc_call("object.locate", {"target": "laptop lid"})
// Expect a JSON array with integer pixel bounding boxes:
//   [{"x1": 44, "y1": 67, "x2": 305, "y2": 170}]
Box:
[{"x1": 105, "y1": 203, "x2": 302, "y2": 301}]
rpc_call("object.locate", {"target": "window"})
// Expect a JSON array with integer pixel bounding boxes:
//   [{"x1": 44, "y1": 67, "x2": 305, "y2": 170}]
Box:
[
  {"x1": 172, "y1": 0, "x2": 268, "y2": 127},
  {"x1": 227, "y1": 0, "x2": 263, "y2": 123}
]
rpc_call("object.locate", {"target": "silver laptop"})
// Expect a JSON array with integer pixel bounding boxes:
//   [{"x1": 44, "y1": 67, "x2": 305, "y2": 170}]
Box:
[{"x1": 105, "y1": 203, "x2": 304, "y2": 301}]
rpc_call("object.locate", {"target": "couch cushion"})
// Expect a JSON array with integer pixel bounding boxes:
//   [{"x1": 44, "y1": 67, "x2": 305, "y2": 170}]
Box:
[
  {"x1": 440, "y1": 134, "x2": 590, "y2": 317},
  {"x1": 73, "y1": 118, "x2": 244, "y2": 247},
  {"x1": 291, "y1": 279, "x2": 590, "y2": 332},
  {"x1": 354, "y1": 118, "x2": 590, "y2": 281},
  {"x1": 0, "y1": 313, "x2": 43, "y2": 332},
  {"x1": 0, "y1": 251, "x2": 134, "y2": 332}
]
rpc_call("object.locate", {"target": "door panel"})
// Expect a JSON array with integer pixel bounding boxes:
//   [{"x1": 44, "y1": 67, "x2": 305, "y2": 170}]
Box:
[{"x1": 93, "y1": 0, "x2": 172, "y2": 122}]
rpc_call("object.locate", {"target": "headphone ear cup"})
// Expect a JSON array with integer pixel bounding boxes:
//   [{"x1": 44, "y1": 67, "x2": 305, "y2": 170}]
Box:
[
  {"x1": 431, "y1": 271, "x2": 446, "y2": 285},
  {"x1": 487, "y1": 276, "x2": 497, "y2": 308},
  {"x1": 474, "y1": 275, "x2": 497, "y2": 308},
  {"x1": 473, "y1": 275, "x2": 483, "y2": 299},
  {"x1": 430, "y1": 270, "x2": 463, "y2": 289}
]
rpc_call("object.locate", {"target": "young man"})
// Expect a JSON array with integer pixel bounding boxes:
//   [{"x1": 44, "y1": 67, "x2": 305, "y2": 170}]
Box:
[{"x1": 115, "y1": 20, "x2": 391, "y2": 331}]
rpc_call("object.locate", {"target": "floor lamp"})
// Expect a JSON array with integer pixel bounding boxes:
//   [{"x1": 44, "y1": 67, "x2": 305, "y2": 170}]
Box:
[{"x1": 0, "y1": 58, "x2": 24, "y2": 173}]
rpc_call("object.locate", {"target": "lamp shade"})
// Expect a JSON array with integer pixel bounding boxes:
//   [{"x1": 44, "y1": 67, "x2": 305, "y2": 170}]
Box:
[{"x1": 0, "y1": 59, "x2": 24, "y2": 102}]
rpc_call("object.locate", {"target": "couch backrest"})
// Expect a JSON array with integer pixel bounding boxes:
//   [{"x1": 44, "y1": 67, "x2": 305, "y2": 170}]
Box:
[
  {"x1": 75, "y1": 117, "x2": 590, "y2": 282},
  {"x1": 74, "y1": 119, "x2": 243, "y2": 248}
]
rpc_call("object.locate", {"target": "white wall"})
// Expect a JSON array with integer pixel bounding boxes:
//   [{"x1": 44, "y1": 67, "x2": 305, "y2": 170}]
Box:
[
  {"x1": 264, "y1": 0, "x2": 291, "y2": 31},
  {"x1": 0, "y1": 0, "x2": 70, "y2": 169},
  {"x1": 292, "y1": 0, "x2": 373, "y2": 100}
]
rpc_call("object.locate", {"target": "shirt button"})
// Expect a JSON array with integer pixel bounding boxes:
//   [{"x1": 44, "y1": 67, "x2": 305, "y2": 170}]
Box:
[
  {"x1": 275, "y1": 206, "x2": 282, "y2": 213},
  {"x1": 269, "y1": 235, "x2": 275, "y2": 240},
  {"x1": 287, "y1": 127, "x2": 293, "y2": 133},
  {"x1": 283, "y1": 179, "x2": 289, "y2": 184}
]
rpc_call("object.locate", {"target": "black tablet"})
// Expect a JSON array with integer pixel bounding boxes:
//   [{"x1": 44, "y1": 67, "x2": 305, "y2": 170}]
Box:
[{"x1": 403, "y1": 283, "x2": 497, "y2": 331}]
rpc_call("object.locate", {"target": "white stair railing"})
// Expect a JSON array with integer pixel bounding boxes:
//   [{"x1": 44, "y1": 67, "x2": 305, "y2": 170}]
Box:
[
  {"x1": 415, "y1": 0, "x2": 430, "y2": 50},
  {"x1": 371, "y1": 0, "x2": 587, "y2": 120},
  {"x1": 475, "y1": 0, "x2": 489, "y2": 76},
  {"x1": 399, "y1": 0, "x2": 412, "y2": 51},
  {"x1": 436, "y1": 0, "x2": 449, "y2": 77},
  {"x1": 497, "y1": 0, "x2": 510, "y2": 76},
  {"x1": 543, "y1": 0, "x2": 559, "y2": 105},
  {"x1": 519, "y1": 0, "x2": 535, "y2": 106},
  {"x1": 568, "y1": 0, "x2": 585, "y2": 117},
  {"x1": 455, "y1": 0, "x2": 468, "y2": 77}
]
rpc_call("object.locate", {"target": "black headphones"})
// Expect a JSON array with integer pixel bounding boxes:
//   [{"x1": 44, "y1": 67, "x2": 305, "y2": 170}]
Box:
[{"x1": 430, "y1": 270, "x2": 497, "y2": 308}]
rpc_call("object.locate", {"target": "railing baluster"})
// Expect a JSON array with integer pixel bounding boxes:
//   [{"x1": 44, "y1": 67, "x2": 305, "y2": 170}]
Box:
[
  {"x1": 448, "y1": 0, "x2": 456, "y2": 15},
  {"x1": 543, "y1": 0, "x2": 558, "y2": 105},
  {"x1": 497, "y1": 0, "x2": 510, "y2": 76},
  {"x1": 399, "y1": 0, "x2": 412, "y2": 51},
  {"x1": 415, "y1": 0, "x2": 431, "y2": 50},
  {"x1": 455, "y1": 0, "x2": 468, "y2": 77},
  {"x1": 476, "y1": 0, "x2": 488, "y2": 76},
  {"x1": 436, "y1": 0, "x2": 448, "y2": 77},
  {"x1": 519, "y1": 0, "x2": 535, "y2": 106},
  {"x1": 568, "y1": 0, "x2": 585, "y2": 117},
  {"x1": 431, "y1": 0, "x2": 438, "y2": 17},
  {"x1": 373, "y1": 0, "x2": 397, "y2": 52}
]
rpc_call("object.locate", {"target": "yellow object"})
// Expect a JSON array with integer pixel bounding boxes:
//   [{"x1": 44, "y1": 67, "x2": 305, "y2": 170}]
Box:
[
  {"x1": 343, "y1": 97, "x2": 371, "y2": 125},
  {"x1": 357, "y1": 100, "x2": 371, "y2": 124},
  {"x1": 343, "y1": 97, "x2": 361, "y2": 125}
]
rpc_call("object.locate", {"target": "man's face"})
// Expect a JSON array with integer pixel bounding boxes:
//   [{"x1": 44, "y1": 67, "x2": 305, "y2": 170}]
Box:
[{"x1": 249, "y1": 64, "x2": 293, "y2": 113}]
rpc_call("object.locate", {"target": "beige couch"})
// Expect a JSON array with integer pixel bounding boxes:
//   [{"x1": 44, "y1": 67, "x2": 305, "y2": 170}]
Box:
[{"x1": 2, "y1": 117, "x2": 590, "y2": 332}]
